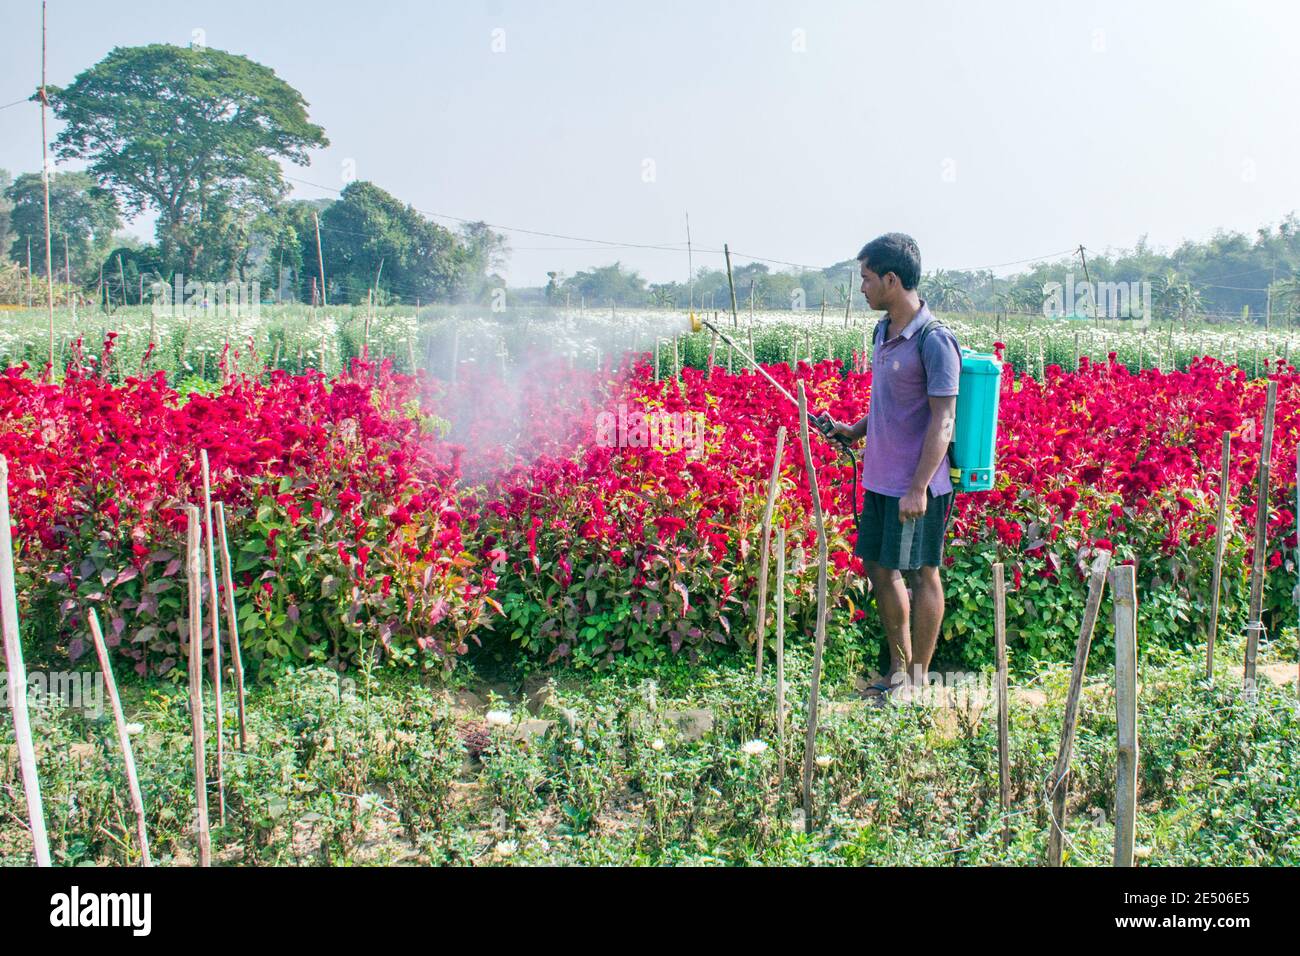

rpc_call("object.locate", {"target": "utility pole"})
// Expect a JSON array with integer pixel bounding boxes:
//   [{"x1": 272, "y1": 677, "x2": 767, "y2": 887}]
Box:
[
  {"x1": 65, "y1": 234, "x2": 75, "y2": 319},
  {"x1": 40, "y1": 1, "x2": 55, "y2": 370},
  {"x1": 685, "y1": 211, "x2": 694, "y2": 314},
  {"x1": 1077, "y1": 245, "x2": 1094, "y2": 323},
  {"x1": 314, "y1": 211, "x2": 327, "y2": 307},
  {"x1": 1266, "y1": 264, "x2": 1274, "y2": 330}
]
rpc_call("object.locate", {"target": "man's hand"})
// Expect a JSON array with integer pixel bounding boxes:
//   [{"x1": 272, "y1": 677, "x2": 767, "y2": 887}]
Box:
[
  {"x1": 813, "y1": 414, "x2": 857, "y2": 444},
  {"x1": 899, "y1": 485, "x2": 928, "y2": 523}
]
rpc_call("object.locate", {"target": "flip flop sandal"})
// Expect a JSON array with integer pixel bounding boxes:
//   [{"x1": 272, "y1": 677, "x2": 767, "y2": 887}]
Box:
[{"x1": 860, "y1": 679, "x2": 894, "y2": 701}]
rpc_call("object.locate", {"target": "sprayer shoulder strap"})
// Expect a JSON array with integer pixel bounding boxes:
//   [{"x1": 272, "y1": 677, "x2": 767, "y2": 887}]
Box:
[
  {"x1": 912, "y1": 314, "x2": 965, "y2": 485},
  {"x1": 914, "y1": 314, "x2": 957, "y2": 362}
]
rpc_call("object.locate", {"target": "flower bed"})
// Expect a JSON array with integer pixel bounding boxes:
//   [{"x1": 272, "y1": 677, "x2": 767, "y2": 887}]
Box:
[{"x1": 2, "y1": 340, "x2": 1296, "y2": 675}]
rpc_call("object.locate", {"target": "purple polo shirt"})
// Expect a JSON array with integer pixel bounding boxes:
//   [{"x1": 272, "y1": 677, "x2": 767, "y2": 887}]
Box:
[{"x1": 862, "y1": 301, "x2": 962, "y2": 497}]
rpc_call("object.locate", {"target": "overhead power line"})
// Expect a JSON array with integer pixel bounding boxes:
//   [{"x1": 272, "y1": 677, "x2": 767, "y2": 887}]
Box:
[{"x1": 283, "y1": 173, "x2": 1080, "y2": 277}]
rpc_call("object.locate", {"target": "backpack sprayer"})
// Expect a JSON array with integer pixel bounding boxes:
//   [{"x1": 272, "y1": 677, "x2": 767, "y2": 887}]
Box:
[{"x1": 686, "y1": 311, "x2": 1004, "y2": 522}]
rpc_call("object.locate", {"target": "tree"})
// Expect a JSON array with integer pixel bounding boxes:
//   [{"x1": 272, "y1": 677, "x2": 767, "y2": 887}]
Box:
[
  {"x1": 455, "y1": 221, "x2": 510, "y2": 303},
  {"x1": 561, "y1": 262, "x2": 647, "y2": 305},
  {"x1": 921, "y1": 270, "x2": 974, "y2": 312},
  {"x1": 49, "y1": 44, "x2": 328, "y2": 279},
  {"x1": 5, "y1": 171, "x2": 121, "y2": 285},
  {"x1": 1271, "y1": 275, "x2": 1300, "y2": 329},
  {"x1": 251, "y1": 199, "x2": 328, "y2": 301},
  {"x1": 0, "y1": 170, "x2": 13, "y2": 263},
  {"x1": 1153, "y1": 271, "x2": 1202, "y2": 326},
  {"x1": 318, "y1": 181, "x2": 465, "y2": 304}
]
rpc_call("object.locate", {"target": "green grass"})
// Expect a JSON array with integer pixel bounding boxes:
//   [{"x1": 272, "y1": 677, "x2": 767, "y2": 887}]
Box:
[{"x1": 3, "y1": 630, "x2": 1294, "y2": 866}]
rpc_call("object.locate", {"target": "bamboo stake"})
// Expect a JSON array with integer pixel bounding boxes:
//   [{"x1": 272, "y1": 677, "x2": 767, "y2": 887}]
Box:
[
  {"x1": 199, "y1": 451, "x2": 225, "y2": 824},
  {"x1": 796, "y1": 382, "x2": 829, "y2": 834},
  {"x1": 87, "y1": 609, "x2": 151, "y2": 866},
  {"x1": 754, "y1": 426, "x2": 787, "y2": 677},
  {"x1": 775, "y1": 524, "x2": 787, "y2": 789},
  {"x1": 724, "y1": 244, "x2": 740, "y2": 329},
  {"x1": 0, "y1": 455, "x2": 51, "y2": 866},
  {"x1": 1110, "y1": 563, "x2": 1138, "y2": 867},
  {"x1": 215, "y1": 503, "x2": 248, "y2": 750},
  {"x1": 1047, "y1": 551, "x2": 1111, "y2": 866},
  {"x1": 1245, "y1": 380, "x2": 1277, "y2": 689},
  {"x1": 992, "y1": 562, "x2": 1010, "y2": 847},
  {"x1": 1206, "y1": 431, "x2": 1231, "y2": 682},
  {"x1": 185, "y1": 505, "x2": 212, "y2": 866}
]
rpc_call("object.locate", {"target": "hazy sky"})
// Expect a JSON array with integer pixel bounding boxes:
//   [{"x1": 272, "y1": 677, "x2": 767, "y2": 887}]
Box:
[{"x1": 2, "y1": 0, "x2": 1298, "y2": 285}]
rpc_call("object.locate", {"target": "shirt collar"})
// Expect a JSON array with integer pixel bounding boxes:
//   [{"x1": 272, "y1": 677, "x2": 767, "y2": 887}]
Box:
[
  {"x1": 879, "y1": 300, "x2": 931, "y2": 343},
  {"x1": 898, "y1": 300, "x2": 932, "y2": 339}
]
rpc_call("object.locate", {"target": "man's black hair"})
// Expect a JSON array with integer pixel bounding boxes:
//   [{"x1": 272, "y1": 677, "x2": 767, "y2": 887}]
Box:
[{"x1": 856, "y1": 233, "x2": 922, "y2": 290}]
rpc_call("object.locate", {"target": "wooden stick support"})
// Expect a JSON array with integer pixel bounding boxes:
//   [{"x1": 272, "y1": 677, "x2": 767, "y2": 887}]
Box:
[
  {"x1": 0, "y1": 455, "x2": 51, "y2": 866},
  {"x1": 775, "y1": 524, "x2": 787, "y2": 790},
  {"x1": 199, "y1": 451, "x2": 225, "y2": 824},
  {"x1": 88, "y1": 609, "x2": 151, "y2": 865},
  {"x1": 1047, "y1": 550, "x2": 1111, "y2": 866},
  {"x1": 1245, "y1": 380, "x2": 1277, "y2": 688},
  {"x1": 992, "y1": 562, "x2": 1010, "y2": 847},
  {"x1": 1110, "y1": 563, "x2": 1138, "y2": 867},
  {"x1": 1206, "y1": 431, "x2": 1231, "y2": 682},
  {"x1": 754, "y1": 426, "x2": 787, "y2": 678},
  {"x1": 796, "y1": 382, "x2": 829, "y2": 834},
  {"x1": 724, "y1": 243, "x2": 740, "y2": 329},
  {"x1": 215, "y1": 502, "x2": 248, "y2": 750},
  {"x1": 185, "y1": 505, "x2": 212, "y2": 866}
]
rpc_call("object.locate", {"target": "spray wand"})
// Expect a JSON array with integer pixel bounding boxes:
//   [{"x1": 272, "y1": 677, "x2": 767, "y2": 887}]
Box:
[{"x1": 688, "y1": 313, "x2": 860, "y2": 525}]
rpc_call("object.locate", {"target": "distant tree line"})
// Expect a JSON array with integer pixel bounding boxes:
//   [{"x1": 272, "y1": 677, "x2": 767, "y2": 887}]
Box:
[
  {"x1": 1, "y1": 43, "x2": 506, "y2": 306},
  {"x1": 524, "y1": 221, "x2": 1300, "y2": 326}
]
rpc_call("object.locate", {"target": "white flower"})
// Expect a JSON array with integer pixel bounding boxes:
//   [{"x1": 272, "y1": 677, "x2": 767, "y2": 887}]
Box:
[
  {"x1": 650, "y1": 738, "x2": 665, "y2": 751},
  {"x1": 740, "y1": 739, "x2": 768, "y2": 756},
  {"x1": 494, "y1": 840, "x2": 517, "y2": 858},
  {"x1": 125, "y1": 723, "x2": 144, "y2": 736},
  {"x1": 814, "y1": 754, "x2": 832, "y2": 768},
  {"x1": 485, "y1": 710, "x2": 511, "y2": 727},
  {"x1": 571, "y1": 738, "x2": 585, "y2": 753}
]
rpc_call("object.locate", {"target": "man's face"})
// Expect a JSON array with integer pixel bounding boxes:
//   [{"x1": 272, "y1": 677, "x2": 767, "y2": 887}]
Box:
[{"x1": 860, "y1": 262, "x2": 890, "y2": 310}]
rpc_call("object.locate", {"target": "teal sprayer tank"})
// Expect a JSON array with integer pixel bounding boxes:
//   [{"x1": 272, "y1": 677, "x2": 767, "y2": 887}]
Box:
[{"x1": 949, "y1": 349, "x2": 1002, "y2": 492}]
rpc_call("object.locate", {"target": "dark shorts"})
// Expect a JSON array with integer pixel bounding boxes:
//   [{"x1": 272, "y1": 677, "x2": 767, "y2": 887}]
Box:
[{"x1": 854, "y1": 488, "x2": 955, "y2": 571}]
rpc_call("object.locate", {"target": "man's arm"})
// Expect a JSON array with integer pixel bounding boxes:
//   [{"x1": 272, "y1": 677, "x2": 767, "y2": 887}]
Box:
[
  {"x1": 898, "y1": 394, "x2": 956, "y2": 522},
  {"x1": 821, "y1": 413, "x2": 868, "y2": 443}
]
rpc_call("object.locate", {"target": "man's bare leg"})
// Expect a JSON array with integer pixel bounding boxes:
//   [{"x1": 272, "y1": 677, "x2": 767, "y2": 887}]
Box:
[
  {"x1": 907, "y1": 565, "x2": 944, "y2": 686},
  {"x1": 865, "y1": 560, "x2": 910, "y2": 692}
]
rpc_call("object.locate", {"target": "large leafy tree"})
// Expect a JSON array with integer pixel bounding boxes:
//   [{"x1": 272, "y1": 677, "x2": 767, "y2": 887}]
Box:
[
  {"x1": 319, "y1": 181, "x2": 466, "y2": 304},
  {"x1": 5, "y1": 171, "x2": 121, "y2": 284},
  {"x1": 561, "y1": 262, "x2": 647, "y2": 305},
  {"x1": 48, "y1": 44, "x2": 328, "y2": 279}
]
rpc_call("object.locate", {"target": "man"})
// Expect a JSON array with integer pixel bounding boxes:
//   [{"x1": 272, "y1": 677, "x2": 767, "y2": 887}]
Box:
[{"x1": 819, "y1": 233, "x2": 961, "y2": 700}]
